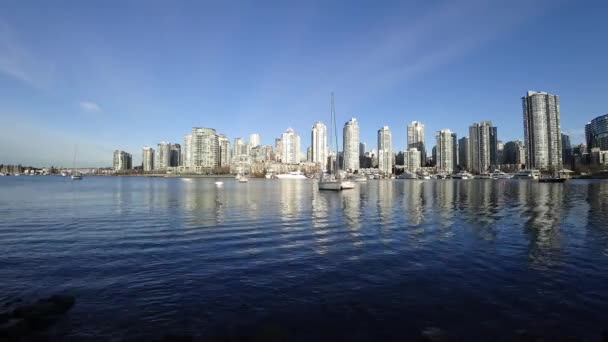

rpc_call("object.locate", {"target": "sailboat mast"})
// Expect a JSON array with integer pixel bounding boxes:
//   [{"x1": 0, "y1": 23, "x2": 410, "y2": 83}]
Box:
[{"x1": 331, "y1": 93, "x2": 339, "y2": 174}]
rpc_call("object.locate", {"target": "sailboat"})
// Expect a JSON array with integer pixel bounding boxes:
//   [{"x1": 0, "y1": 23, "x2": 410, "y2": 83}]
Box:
[
  {"x1": 319, "y1": 93, "x2": 355, "y2": 191},
  {"x1": 71, "y1": 146, "x2": 83, "y2": 180},
  {"x1": 237, "y1": 164, "x2": 248, "y2": 183}
]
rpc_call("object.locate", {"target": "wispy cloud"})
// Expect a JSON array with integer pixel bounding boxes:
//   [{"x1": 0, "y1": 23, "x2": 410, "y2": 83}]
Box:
[
  {"x1": 0, "y1": 20, "x2": 53, "y2": 88},
  {"x1": 79, "y1": 101, "x2": 102, "y2": 113}
]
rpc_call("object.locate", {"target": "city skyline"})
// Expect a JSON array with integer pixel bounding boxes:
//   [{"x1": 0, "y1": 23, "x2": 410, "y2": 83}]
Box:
[{"x1": 1, "y1": 1, "x2": 608, "y2": 167}]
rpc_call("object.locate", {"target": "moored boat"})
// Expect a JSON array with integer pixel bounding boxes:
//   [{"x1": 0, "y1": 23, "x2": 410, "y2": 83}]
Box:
[
  {"x1": 452, "y1": 171, "x2": 473, "y2": 179},
  {"x1": 276, "y1": 171, "x2": 307, "y2": 180}
]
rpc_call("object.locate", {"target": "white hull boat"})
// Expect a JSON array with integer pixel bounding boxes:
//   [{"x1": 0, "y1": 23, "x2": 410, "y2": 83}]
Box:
[
  {"x1": 318, "y1": 179, "x2": 355, "y2": 190},
  {"x1": 276, "y1": 171, "x2": 307, "y2": 180}
]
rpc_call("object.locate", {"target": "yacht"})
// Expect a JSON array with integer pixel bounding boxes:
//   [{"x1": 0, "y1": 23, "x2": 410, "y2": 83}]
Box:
[
  {"x1": 276, "y1": 171, "x2": 308, "y2": 179},
  {"x1": 474, "y1": 173, "x2": 492, "y2": 179},
  {"x1": 513, "y1": 170, "x2": 540, "y2": 180},
  {"x1": 71, "y1": 173, "x2": 83, "y2": 180},
  {"x1": 351, "y1": 174, "x2": 368, "y2": 182},
  {"x1": 397, "y1": 171, "x2": 418, "y2": 179},
  {"x1": 318, "y1": 93, "x2": 355, "y2": 191},
  {"x1": 490, "y1": 170, "x2": 512, "y2": 179},
  {"x1": 452, "y1": 171, "x2": 473, "y2": 179}
]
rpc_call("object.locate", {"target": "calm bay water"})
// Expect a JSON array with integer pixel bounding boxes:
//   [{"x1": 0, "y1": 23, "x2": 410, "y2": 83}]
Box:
[{"x1": 1, "y1": 176, "x2": 608, "y2": 340}]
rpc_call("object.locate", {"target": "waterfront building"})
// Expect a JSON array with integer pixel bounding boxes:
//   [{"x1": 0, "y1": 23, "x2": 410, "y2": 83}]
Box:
[
  {"x1": 249, "y1": 133, "x2": 261, "y2": 148},
  {"x1": 251, "y1": 145, "x2": 273, "y2": 163},
  {"x1": 233, "y1": 138, "x2": 246, "y2": 158},
  {"x1": 404, "y1": 148, "x2": 421, "y2": 172},
  {"x1": 451, "y1": 132, "x2": 458, "y2": 171},
  {"x1": 503, "y1": 140, "x2": 525, "y2": 165},
  {"x1": 490, "y1": 126, "x2": 498, "y2": 166},
  {"x1": 497, "y1": 140, "x2": 505, "y2": 164},
  {"x1": 585, "y1": 114, "x2": 608, "y2": 151},
  {"x1": 170, "y1": 143, "x2": 181, "y2": 167},
  {"x1": 113, "y1": 150, "x2": 132, "y2": 171},
  {"x1": 359, "y1": 142, "x2": 366, "y2": 156},
  {"x1": 281, "y1": 128, "x2": 301, "y2": 164},
  {"x1": 435, "y1": 129, "x2": 454, "y2": 173},
  {"x1": 377, "y1": 126, "x2": 393, "y2": 176},
  {"x1": 561, "y1": 133, "x2": 572, "y2": 167},
  {"x1": 522, "y1": 90, "x2": 563, "y2": 171},
  {"x1": 218, "y1": 134, "x2": 231, "y2": 167},
  {"x1": 311, "y1": 121, "x2": 328, "y2": 169},
  {"x1": 469, "y1": 121, "x2": 496, "y2": 174},
  {"x1": 343, "y1": 118, "x2": 360, "y2": 172},
  {"x1": 274, "y1": 137, "x2": 282, "y2": 162},
  {"x1": 191, "y1": 127, "x2": 219, "y2": 168},
  {"x1": 182, "y1": 134, "x2": 192, "y2": 168},
  {"x1": 458, "y1": 136, "x2": 470, "y2": 171},
  {"x1": 407, "y1": 121, "x2": 426, "y2": 166},
  {"x1": 156, "y1": 141, "x2": 171, "y2": 170},
  {"x1": 142, "y1": 146, "x2": 154, "y2": 171}
]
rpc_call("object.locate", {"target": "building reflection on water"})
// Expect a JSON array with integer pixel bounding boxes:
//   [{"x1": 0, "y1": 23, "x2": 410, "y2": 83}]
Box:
[{"x1": 163, "y1": 178, "x2": 601, "y2": 268}]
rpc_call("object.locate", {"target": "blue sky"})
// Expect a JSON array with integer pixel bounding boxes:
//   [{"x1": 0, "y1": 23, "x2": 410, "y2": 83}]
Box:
[{"x1": 1, "y1": 0, "x2": 607, "y2": 167}]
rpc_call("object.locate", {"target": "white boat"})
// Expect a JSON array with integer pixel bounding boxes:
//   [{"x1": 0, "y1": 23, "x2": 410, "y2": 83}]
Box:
[
  {"x1": 474, "y1": 173, "x2": 492, "y2": 179},
  {"x1": 513, "y1": 169, "x2": 540, "y2": 180},
  {"x1": 319, "y1": 177, "x2": 356, "y2": 190},
  {"x1": 351, "y1": 174, "x2": 368, "y2": 182},
  {"x1": 452, "y1": 171, "x2": 473, "y2": 179},
  {"x1": 276, "y1": 171, "x2": 307, "y2": 179},
  {"x1": 215, "y1": 181, "x2": 224, "y2": 186},
  {"x1": 235, "y1": 174, "x2": 242, "y2": 180},
  {"x1": 397, "y1": 171, "x2": 418, "y2": 179},
  {"x1": 71, "y1": 173, "x2": 83, "y2": 180},
  {"x1": 318, "y1": 93, "x2": 355, "y2": 191},
  {"x1": 265, "y1": 174, "x2": 272, "y2": 179},
  {"x1": 238, "y1": 176, "x2": 249, "y2": 183},
  {"x1": 490, "y1": 170, "x2": 512, "y2": 179}
]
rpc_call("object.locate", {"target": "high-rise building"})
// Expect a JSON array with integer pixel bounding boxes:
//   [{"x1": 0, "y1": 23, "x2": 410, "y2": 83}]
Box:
[
  {"x1": 561, "y1": 133, "x2": 572, "y2": 166},
  {"x1": 142, "y1": 146, "x2": 154, "y2": 171},
  {"x1": 155, "y1": 142, "x2": 171, "y2": 170},
  {"x1": 311, "y1": 121, "x2": 328, "y2": 169},
  {"x1": 233, "y1": 138, "x2": 245, "y2": 158},
  {"x1": 359, "y1": 142, "x2": 366, "y2": 156},
  {"x1": 113, "y1": 150, "x2": 132, "y2": 171},
  {"x1": 306, "y1": 146, "x2": 312, "y2": 162},
  {"x1": 170, "y1": 143, "x2": 181, "y2": 167},
  {"x1": 182, "y1": 134, "x2": 192, "y2": 167},
  {"x1": 191, "y1": 127, "x2": 219, "y2": 168},
  {"x1": 497, "y1": 140, "x2": 505, "y2": 164},
  {"x1": 404, "y1": 148, "x2": 421, "y2": 172},
  {"x1": 218, "y1": 134, "x2": 231, "y2": 167},
  {"x1": 435, "y1": 129, "x2": 453, "y2": 173},
  {"x1": 469, "y1": 121, "x2": 495, "y2": 174},
  {"x1": 343, "y1": 118, "x2": 360, "y2": 171},
  {"x1": 281, "y1": 128, "x2": 301, "y2": 164},
  {"x1": 377, "y1": 126, "x2": 393, "y2": 175},
  {"x1": 503, "y1": 140, "x2": 525, "y2": 165},
  {"x1": 522, "y1": 90, "x2": 563, "y2": 170},
  {"x1": 274, "y1": 137, "x2": 282, "y2": 162},
  {"x1": 458, "y1": 136, "x2": 470, "y2": 171},
  {"x1": 251, "y1": 145, "x2": 273, "y2": 163},
  {"x1": 451, "y1": 132, "x2": 458, "y2": 171},
  {"x1": 490, "y1": 126, "x2": 498, "y2": 166},
  {"x1": 407, "y1": 121, "x2": 426, "y2": 166},
  {"x1": 249, "y1": 133, "x2": 261, "y2": 148},
  {"x1": 585, "y1": 114, "x2": 608, "y2": 151}
]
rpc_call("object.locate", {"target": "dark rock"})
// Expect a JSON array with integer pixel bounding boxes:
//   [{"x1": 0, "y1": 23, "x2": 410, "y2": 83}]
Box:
[
  {"x1": 514, "y1": 329, "x2": 545, "y2": 342},
  {"x1": 421, "y1": 327, "x2": 460, "y2": 342},
  {"x1": 11, "y1": 295, "x2": 75, "y2": 331},
  {"x1": 0, "y1": 312, "x2": 9, "y2": 324},
  {"x1": 0, "y1": 318, "x2": 27, "y2": 339}
]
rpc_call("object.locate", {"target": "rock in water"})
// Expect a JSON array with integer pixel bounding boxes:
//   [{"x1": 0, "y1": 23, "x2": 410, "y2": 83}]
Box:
[{"x1": 11, "y1": 295, "x2": 75, "y2": 330}]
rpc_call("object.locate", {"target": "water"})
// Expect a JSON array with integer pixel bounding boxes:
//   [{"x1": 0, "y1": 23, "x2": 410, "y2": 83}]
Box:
[{"x1": 1, "y1": 176, "x2": 608, "y2": 340}]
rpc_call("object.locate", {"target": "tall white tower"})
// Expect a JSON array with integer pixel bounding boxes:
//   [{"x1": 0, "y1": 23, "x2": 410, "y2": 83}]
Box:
[{"x1": 343, "y1": 118, "x2": 360, "y2": 172}]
